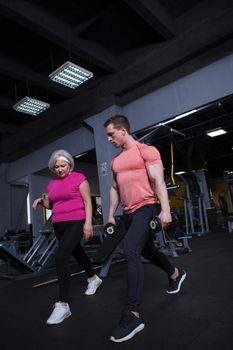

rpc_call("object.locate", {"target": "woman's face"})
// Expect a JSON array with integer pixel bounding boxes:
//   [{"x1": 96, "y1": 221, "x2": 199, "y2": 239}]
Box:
[{"x1": 53, "y1": 160, "x2": 70, "y2": 178}]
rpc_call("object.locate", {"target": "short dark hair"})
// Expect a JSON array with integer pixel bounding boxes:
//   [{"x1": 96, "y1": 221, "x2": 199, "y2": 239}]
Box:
[{"x1": 104, "y1": 114, "x2": 130, "y2": 133}]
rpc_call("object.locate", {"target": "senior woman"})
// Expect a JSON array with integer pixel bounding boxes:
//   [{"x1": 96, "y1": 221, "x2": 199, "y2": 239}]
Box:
[{"x1": 32, "y1": 149, "x2": 102, "y2": 325}]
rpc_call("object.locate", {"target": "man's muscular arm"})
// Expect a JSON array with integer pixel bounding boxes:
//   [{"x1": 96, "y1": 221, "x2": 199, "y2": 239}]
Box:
[
  {"x1": 108, "y1": 174, "x2": 120, "y2": 224},
  {"x1": 146, "y1": 163, "x2": 171, "y2": 227}
]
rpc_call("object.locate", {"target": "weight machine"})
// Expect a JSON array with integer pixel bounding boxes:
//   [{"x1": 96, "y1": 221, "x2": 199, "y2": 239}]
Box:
[
  {"x1": 223, "y1": 170, "x2": 233, "y2": 233},
  {"x1": 0, "y1": 218, "x2": 57, "y2": 278},
  {"x1": 23, "y1": 220, "x2": 56, "y2": 271},
  {"x1": 176, "y1": 171, "x2": 210, "y2": 237}
]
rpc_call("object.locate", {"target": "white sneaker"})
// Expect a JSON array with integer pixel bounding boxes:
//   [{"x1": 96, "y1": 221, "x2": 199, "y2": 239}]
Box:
[
  {"x1": 46, "y1": 302, "x2": 71, "y2": 325},
  {"x1": 85, "y1": 275, "x2": 102, "y2": 296}
]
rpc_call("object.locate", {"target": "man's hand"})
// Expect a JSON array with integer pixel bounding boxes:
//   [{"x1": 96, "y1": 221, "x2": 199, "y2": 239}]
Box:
[
  {"x1": 158, "y1": 210, "x2": 172, "y2": 228},
  {"x1": 108, "y1": 215, "x2": 116, "y2": 225}
]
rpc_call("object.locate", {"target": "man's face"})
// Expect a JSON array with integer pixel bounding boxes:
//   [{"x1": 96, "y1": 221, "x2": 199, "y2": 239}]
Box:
[{"x1": 106, "y1": 123, "x2": 125, "y2": 148}]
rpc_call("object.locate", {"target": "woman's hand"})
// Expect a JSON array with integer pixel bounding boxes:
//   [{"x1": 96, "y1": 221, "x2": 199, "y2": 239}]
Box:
[
  {"x1": 79, "y1": 180, "x2": 93, "y2": 240},
  {"x1": 32, "y1": 197, "x2": 43, "y2": 210},
  {"x1": 83, "y1": 223, "x2": 93, "y2": 240}
]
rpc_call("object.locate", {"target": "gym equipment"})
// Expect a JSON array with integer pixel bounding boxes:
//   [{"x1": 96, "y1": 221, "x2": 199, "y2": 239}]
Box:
[
  {"x1": 151, "y1": 211, "x2": 191, "y2": 257},
  {"x1": 23, "y1": 225, "x2": 56, "y2": 270},
  {"x1": 104, "y1": 222, "x2": 117, "y2": 235},
  {"x1": 0, "y1": 218, "x2": 57, "y2": 278},
  {"x1": 2, "y1": 229, "x2": 33, "y2": 255},
  {"x1": 150, "y1": 216, "x2": 162, "y2": 233},
  {"x1": 93, "y1": 217, "x2": 126, "y2": 265},
  {"x1": 191, "y1": 170, "x2": 210, "y2": 235},
  {"x1": 223, "y1": 171, "x2": 233, "y2": 212},
  {"x1": 222, "y1": 170, "x2": 233, "y2": 233},
  {"x1": 0, "y1": 243, "x2": 35, "y2": 275},
  {"x1": 175, "y1": 172, "x2": 209, "y2": 236},
  {"x1": 150, "y1": 212, "x2": 178, "y2": 233}
]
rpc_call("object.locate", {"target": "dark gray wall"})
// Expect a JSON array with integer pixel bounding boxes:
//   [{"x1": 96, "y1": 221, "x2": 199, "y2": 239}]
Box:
[
  {"x1": 29, "y1": 173, "x2": 52, "y2": 236},
  {"x1": 9, "y1": 184, "x2": 28, "y2": 231},
  {"x1": 6, "y1": 126, "x2": 95, "y2": 183}
]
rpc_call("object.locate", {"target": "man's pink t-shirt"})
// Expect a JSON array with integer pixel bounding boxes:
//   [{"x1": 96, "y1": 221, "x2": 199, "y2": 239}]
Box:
[
  {"x1": 112, "y1": 142, "x2": 162, "y2": 214},
  {"x1": 48, "y1": 172, "x2": 86, "y2": 223}
]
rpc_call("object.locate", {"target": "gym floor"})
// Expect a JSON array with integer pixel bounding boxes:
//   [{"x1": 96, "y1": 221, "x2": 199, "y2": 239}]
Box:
[{"x1": 1, "y1": 229, "x2": 233, "y2": 350}]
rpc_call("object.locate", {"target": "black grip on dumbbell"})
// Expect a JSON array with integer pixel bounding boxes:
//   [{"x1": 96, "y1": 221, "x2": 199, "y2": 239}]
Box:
[
  {"x1": 149, "y1": 216, "x2": 162, "y2": 233},
  {"x1": 104, "y1": 222, "x2": 117, "y2": 235}
]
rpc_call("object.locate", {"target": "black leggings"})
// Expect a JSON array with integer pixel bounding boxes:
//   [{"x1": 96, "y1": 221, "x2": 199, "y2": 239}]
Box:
[
  {"x1": 53, "y1": 220, "x2": 94, "y2": 303},
  {"x1": 122, "y1": 204, "x2": 175, "y2": 312}
]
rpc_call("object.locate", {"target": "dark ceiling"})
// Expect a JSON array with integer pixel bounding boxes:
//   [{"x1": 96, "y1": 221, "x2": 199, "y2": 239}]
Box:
[{"x1": 0, "y1": 0, "x2": 233, "y2": 178}]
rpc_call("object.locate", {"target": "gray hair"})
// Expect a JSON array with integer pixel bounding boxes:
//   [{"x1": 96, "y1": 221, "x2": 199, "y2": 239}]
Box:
[{"x1": 48, "y1": 149, "x2": 74, "y2": 172}]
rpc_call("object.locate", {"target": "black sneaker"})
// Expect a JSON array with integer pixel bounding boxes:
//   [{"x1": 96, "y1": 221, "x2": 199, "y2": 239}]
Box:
[
  {"x1": 166, "y1": 269, "x2": 186, "y2": 294},
  {"x1": 110, "y1": 310, "x2": 145, "y2": 343}
]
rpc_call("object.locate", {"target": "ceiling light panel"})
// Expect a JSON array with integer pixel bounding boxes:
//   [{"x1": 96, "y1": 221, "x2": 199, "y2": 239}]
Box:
[
  {"x1": 206, "y1": 128, "x2": 226, "y2": 137},
  {"x1": 49, "y1": 61, "x2": 94, "y2": 89},
  {"x1": 13, "y1": 96, "x2": 50, "y2": 116}
]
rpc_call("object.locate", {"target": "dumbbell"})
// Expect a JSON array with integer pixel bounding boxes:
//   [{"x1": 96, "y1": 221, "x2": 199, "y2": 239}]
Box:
[
  {"x1": 104, "y1": 222, "x2": 117, "y2": 235},
  {"x1": 149, "y1": 216, "x2": 162, "y2": 233},
  {"x1": 150, "y1": 212, "x2": 178, "y2": 233}
]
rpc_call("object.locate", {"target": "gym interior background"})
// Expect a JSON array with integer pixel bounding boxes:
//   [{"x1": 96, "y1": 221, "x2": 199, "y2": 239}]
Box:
[{"x1": 0, "y1": 1, "x2": 233, "y2": 349}]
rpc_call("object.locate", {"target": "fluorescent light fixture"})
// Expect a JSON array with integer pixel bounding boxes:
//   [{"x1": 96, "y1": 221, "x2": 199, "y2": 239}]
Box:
[
  {"x1": 49, "y1": 61, "x2": 94, "y2": 89},
  {"x1": 175, "y1": 171, "x2": 186, "y2": 175},
  {"x1": 26, "y1": 192, "x2": 32, "y2": 224},
  {"x1": 13, "y1": 96, "x2": 50, "y2": 116},
  {"x1": 158, "y1": 109, "x2": 198, "y2": 126},
  {"x1": 174, "y1": 109, "x2": 198, "y2": 120},
  {"x1": 75, "y1": 152, "x2": 87, "y2": 159},
  {"x1": 206, "y1": 128, "x2": 226, "y2": 137}
]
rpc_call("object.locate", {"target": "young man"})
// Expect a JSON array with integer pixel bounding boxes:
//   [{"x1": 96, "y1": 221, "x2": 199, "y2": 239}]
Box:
[{"x1": 104, "y1": 115, "x2": 186, "y2": 343}]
